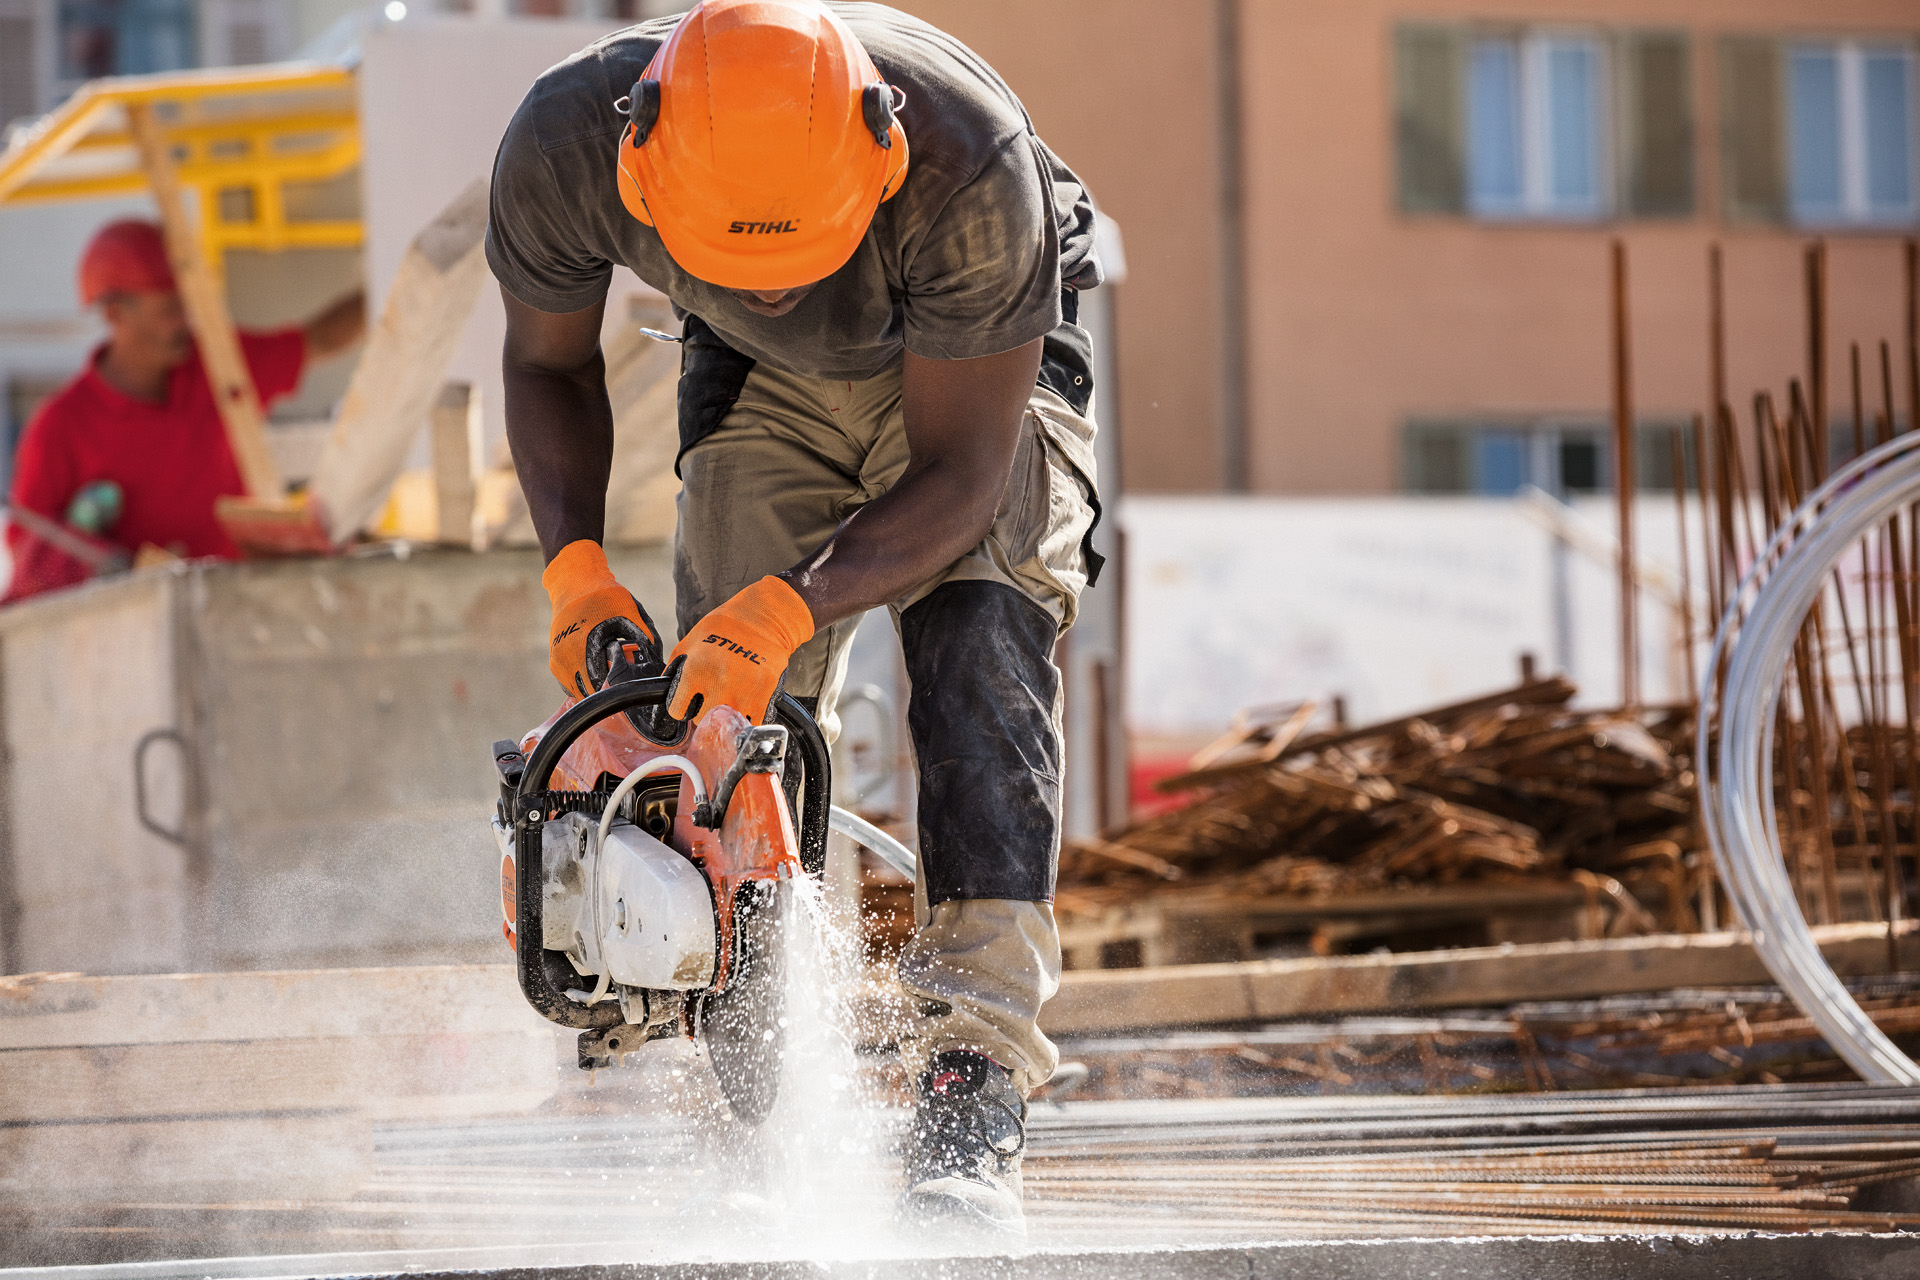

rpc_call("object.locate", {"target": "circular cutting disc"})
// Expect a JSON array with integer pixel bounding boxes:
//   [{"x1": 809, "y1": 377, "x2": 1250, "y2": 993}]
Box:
[{"x1": 702, "y1": 879, "x2": 788, "y2": 1125}]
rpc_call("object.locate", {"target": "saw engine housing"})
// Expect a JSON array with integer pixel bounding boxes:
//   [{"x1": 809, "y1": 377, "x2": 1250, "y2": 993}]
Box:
[{"x1": 536, "y1": 811, "x2": 717, "y2": 992}]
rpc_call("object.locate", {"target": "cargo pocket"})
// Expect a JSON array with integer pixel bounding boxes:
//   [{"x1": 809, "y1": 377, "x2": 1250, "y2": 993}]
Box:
[
  {"x1": 996, "y1": 414, "x2": 1051, "y2": 567},
  {"x1": 993, "y1": 402, "x2": 1098, "y2": 630}
]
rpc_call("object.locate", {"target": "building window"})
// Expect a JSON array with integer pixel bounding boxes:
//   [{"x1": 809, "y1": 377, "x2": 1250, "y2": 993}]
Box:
[
  {"x1": 1721, "y1": 35, "x2": 1917, "y2": 227},
  {"x1": 1468, "y1": 33, "x2": 1607, "y2": 219},
  {"x1": 1397, "y1": 24, "x2": 1693, "y2": 221},
  {"x1": 1789, "y1": 42, "x2": 1916, "y2": 227},
  {"x1": 1404, "y1": 421, "x2": 1690, "y2": 495}
]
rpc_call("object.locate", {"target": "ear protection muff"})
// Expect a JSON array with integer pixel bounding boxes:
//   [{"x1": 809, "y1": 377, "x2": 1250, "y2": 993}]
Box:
[
  {"x1": 614, "y1": 78, "x2": 661, "y2": 227},
  {"x1": 864, "y1": 82, "x2": 910, "y2": 202}
]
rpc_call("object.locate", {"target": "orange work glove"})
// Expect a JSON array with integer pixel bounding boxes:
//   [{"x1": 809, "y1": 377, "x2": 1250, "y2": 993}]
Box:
[
  {"x1": 667, "y1": 576, "x2": 815, "y2": 722},
  {"x1": 542, "y1": 540, "x2": 658, "y2": 698}
]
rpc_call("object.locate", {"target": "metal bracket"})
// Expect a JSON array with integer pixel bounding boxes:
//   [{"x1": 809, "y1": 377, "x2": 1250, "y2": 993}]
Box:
[{"x1": 695, "y1": 724, "x2": 788, "y2": 830}]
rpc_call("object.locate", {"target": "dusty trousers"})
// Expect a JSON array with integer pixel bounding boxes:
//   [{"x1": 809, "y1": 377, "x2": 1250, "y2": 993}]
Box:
[{"x1": 673, "y1": 351, "x2": 1099, "y2": 1098}]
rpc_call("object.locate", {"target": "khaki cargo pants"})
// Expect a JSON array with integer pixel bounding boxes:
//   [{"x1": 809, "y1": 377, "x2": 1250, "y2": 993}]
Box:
[{"x1": 674, "y1": 358, "x2": 1099, "y2": 1097}]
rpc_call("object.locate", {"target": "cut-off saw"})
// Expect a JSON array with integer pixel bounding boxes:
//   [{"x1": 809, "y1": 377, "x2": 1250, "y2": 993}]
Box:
[{"x1": 491, "y1": 642, "x2": 833, "y2": 1125}]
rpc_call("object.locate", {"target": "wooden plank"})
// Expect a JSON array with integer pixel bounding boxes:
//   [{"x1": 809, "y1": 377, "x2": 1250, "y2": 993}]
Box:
[
  {"x1": 431, "y1": 380, "x2": 482, "y2": 548},
  {"x1": 1273, "y1": 674, "x2": 1576, "y2": 762},
  {"x1": 126, "y1": 101, "x2": 282, "y2": 500},
  {"x1": 1063, "y1": 884, "x2": 1588, "y2": 932},
  {"x1": 602, "y1": 294, "x2": 685, "y2": 544},
  {"x1": 0, "y1": 1032, "x2": 556, "y2": 1123},
  {"x1": 0, "y1": 964, "x2": 546, "y2": 1049},
  {"x1": 309, "y1": 178, "x2": 489, "y2": 542},
  {"x1": 487, "y1": 293, "x2": 682, "y2": 548},
  {"x1": 1041, "y1": 920, "x2": 1920, "y2": 1035}
]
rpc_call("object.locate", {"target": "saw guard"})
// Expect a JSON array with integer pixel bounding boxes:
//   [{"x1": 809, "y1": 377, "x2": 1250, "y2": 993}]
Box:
[{"x1": 501, "y1": 674, "x2": 829, "y2": 1030}]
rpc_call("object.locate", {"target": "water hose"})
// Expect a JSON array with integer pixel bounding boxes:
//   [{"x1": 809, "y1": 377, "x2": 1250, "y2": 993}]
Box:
[{"x1": 828, "y1": 805, "x2": 917, "y2": 879}]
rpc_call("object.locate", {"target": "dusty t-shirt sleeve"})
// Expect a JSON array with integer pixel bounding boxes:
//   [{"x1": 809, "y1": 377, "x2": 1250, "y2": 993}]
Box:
[
  {"x1": 901, "y1": 136, "x2": 1062, "y2": 361},
  {"x1": 485, "y1": 108, "x2": 615, "y2": 314}
]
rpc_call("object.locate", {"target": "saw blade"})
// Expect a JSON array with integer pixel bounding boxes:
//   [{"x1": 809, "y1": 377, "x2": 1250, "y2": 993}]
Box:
[{"x1": 702, "y1": 879, "x2": 788, "y2": 1125}]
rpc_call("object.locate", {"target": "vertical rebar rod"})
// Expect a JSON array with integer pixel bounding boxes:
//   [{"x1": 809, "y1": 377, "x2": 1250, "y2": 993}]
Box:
[
  {"x1": 1808, "y1": 242, "x2": 1830, "y2": 480},
  {"x1": 1906, "y1": 241, "x2": 1919, "y2": 438},
  {"x1": 1771, "y1": 395, "x2": 1841, "y2": 923},
  {"x1": 1877, "y1": 348, "x2": 1917, "y2": 941},
  {"x1": 1673, "y1": 430, "x2": 1699, "y2": 702},
  {"x1": 1613, "y1": 240, "x2": 1639, "y2": 709},
  {"x1": 1693, "y1": 414, "x2": 1721, "y2": 631},
  {"x1": 1710, "y1": 243, "x2": 1728, "y2": 423}
]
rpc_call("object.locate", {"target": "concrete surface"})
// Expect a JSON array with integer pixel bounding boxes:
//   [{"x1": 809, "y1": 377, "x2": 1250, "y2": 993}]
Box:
[{"x1": 5, "y1": 1234, "x2": 1918, "y2": 1280}]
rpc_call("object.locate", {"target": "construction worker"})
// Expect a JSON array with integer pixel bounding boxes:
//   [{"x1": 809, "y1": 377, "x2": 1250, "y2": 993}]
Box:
[
  {"x1": 491, "y1": 0, "x2": 1102, "y2": 1232},
  {"x1": 3, "y1": 219, "x2": 365, "y2": 602}
]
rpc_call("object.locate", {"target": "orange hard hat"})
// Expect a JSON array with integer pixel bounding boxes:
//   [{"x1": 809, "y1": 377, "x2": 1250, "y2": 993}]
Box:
[
  {"x1": 79, "y1": 219, "x2": 175, "y2": 306},
  {"x1": 616, "y1": 0, "x2": 909, "y2": 291}
]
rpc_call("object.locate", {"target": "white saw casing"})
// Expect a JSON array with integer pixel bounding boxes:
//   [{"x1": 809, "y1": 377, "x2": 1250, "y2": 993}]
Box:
[{"x1": 540, "y1": 813, "x2": 717, "y2": 991}]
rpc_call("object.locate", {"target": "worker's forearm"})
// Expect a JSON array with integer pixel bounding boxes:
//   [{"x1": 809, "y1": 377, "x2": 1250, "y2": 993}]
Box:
[
  {"x1": 503, "y1": 356, "x2": 615, "y2": 561},
  {"x1": 303, "y1": 290, "x2": 367, "y2": 360},
  {"x1": 777, "y1": 462, "x2": 1001, "y2": 627}
]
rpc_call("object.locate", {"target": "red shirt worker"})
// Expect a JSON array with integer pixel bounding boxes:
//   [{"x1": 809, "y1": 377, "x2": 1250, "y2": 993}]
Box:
[{"x1": 3, "y1": 219, "x2": 366, "y2": 602}]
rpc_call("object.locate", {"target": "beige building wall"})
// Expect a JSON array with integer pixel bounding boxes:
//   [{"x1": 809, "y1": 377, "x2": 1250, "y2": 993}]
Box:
[
  {"x1": 903, "y1": 0, "x2": 1917, "y2": 497},
  {"x1": 899, "y1": 0, "x2": 1227, "y2": 493},
  {"x1": 1243, "y1": 0, "x2": 1918, "y2": 494}
]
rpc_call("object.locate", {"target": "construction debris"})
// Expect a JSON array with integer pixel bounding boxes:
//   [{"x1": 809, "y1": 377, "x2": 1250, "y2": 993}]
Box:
[{"x1": 1056, "y1": 676, "x2": 1707, "y2": 960}]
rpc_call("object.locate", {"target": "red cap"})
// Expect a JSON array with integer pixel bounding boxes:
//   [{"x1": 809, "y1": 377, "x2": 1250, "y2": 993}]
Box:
[{"x1": 78, "y1": 220, "x2": 175, "y2": 306}]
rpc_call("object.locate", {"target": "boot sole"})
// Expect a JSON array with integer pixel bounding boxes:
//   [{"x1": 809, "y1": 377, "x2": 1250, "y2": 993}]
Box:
[{"x1": 897, "y1": 1177, "x2": 1027, "y2": 1238}]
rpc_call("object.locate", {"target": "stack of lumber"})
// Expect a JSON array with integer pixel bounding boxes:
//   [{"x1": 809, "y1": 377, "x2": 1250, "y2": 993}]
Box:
[{"x1": 1057, "y1": 678, "x2": 1706, "y2": 947}]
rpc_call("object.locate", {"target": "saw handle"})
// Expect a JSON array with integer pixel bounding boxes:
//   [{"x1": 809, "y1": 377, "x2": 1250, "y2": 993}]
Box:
[
  {"x1": 517, "y1": 677, "x2": 830, "y2": 873},
  {"x1": 509, "y1": 677, "x2": 831, "y2": 1030}
]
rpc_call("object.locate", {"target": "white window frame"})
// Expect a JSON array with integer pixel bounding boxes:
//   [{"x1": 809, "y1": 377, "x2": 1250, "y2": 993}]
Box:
[
  {"x1": 1468, "y1": 28, "x2": 1612, "y2": 221},
  {"x1": 1789, "y1": 39, "x2": 1918, "y2": 228}
]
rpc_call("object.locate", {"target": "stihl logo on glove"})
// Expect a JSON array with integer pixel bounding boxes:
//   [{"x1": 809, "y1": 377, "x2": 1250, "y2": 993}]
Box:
[
  {"x1": 702, "y1": 633, "x2": 763, "y2": 665},
  {"x1": 541, "y1": 540, "x2": 657, "y2": 698},
  {"x1": 666, "y1": 576, "x2": 815, "y2": 722}
]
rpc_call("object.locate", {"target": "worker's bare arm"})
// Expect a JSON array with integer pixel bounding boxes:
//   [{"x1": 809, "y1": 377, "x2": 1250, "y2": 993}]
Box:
[
  {"x1": 501, "y1": 287, "x2": 613, "y2": 561},
  {"x1": 302, "y1": 289, "x2": 368, "y2": 360},
  {"x1": 777, "y1": 336, "x2": 1042, "y2": 627}
]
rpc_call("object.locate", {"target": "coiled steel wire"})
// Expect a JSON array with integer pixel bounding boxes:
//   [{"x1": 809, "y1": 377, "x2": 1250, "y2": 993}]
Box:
[{"x1": 1699, "y1": 431, "x2": 1920, "y2": 1085}]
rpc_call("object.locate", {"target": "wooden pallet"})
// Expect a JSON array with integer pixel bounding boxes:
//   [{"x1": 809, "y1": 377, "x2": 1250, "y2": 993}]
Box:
[{"x1": 1056, "y1": 882, "x2": 1603, "y2": 970}]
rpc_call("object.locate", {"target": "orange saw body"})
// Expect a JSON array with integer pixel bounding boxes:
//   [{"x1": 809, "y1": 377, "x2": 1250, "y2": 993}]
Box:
[{"x1": 491, "y1": 664, "x2": 829, "y2": 1123}]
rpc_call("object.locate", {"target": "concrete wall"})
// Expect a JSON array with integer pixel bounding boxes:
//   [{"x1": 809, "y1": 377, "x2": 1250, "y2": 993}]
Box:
[
  {"x1": 1123, "y1": 493, "x2": 1698, "y2": 737},
  {"x1": 0, "y1": 544, "x2": 673, "y2": 976}
]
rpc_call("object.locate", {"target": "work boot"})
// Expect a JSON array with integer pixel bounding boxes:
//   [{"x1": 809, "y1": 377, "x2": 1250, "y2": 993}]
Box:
[{"x1": 899, "y1": 1049, "x2": 1028, "y2": 1235}]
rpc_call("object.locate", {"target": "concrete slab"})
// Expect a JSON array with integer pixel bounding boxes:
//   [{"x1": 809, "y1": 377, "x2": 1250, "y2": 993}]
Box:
[{"x1": 4, "y1": 1234, "x2": 1918, "y2": 1280}]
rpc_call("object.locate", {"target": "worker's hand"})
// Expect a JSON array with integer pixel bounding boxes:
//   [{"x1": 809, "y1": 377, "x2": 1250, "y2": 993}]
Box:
[
  {"x1": 666, "y1": 576, "x2": 815, "y2": 722},
  {"x1": 543, "y1": 539, "x2": 658, "y2": 698}
]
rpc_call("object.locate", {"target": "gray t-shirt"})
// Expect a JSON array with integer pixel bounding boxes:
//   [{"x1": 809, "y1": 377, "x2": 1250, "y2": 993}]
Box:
[{"x1": 486, "y1": 2, "x2": 1101, "y2": 381}]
